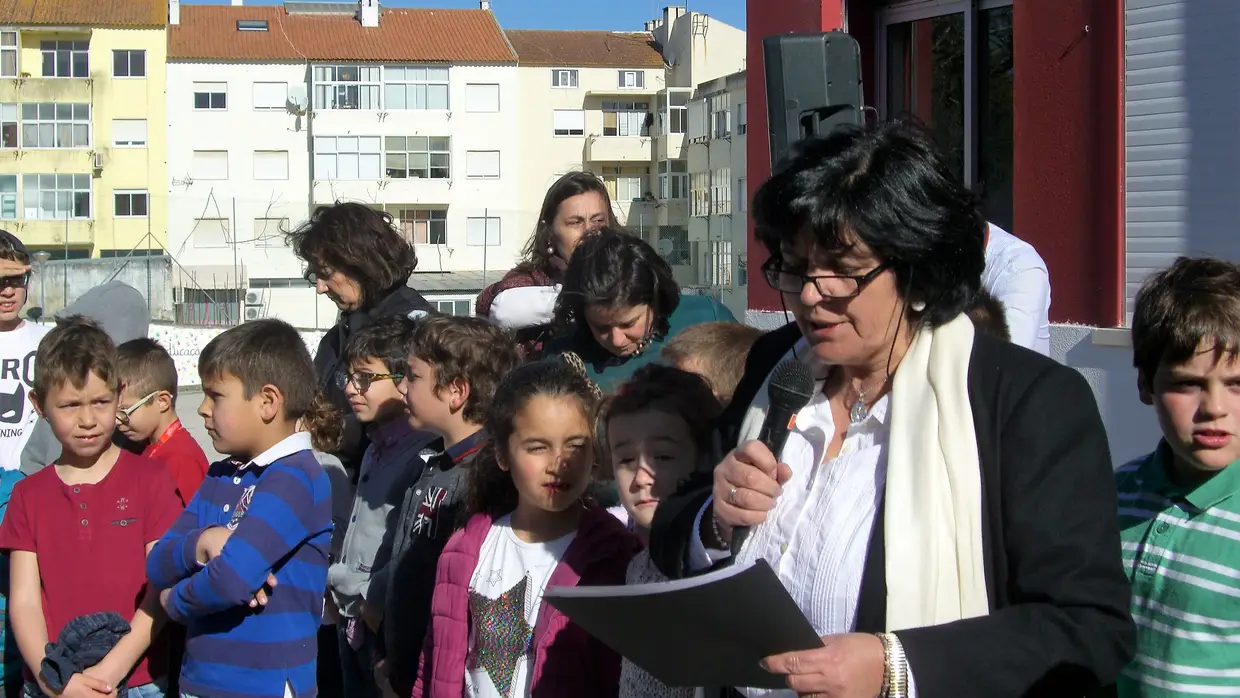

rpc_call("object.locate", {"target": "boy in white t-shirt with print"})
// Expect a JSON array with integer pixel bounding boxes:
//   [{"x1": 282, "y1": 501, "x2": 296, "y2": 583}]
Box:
[{"x1": 0, "y1": 231, "x2": 50, "y2": 471}]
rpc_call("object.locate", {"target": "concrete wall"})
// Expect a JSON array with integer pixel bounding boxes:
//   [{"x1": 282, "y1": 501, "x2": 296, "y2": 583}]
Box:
[
  {"x1": 28, "y1": 255, "x2": 174, "y2": 319},
  {"x1": 148, "y1": 322, "x2": 324, "y2": 387},
  {"x1": 746, "y1": 310, "x2": 1160, "y2": 467}
]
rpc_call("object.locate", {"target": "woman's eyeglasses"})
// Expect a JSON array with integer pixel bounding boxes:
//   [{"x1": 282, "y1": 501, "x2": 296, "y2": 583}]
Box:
[
  {"x1": 336, "y1": 370, "x2": 404, "y2": 394},
  {"x1": 761, "y1": 259, "x2": 889, "y2": 299},
  {"x1": 116, "y1": 390, "x2": 159, "y2": 426}
]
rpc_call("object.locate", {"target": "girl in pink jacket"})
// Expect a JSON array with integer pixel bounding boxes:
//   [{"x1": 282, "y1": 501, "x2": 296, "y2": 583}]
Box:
[{"x1": 412, "y1": 354, "x2": 641, "y2": 698}]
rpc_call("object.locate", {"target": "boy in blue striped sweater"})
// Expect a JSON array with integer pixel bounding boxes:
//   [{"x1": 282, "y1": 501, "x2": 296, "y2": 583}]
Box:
[{"x1": 147, "y1": 319, "x2": 337, "y2": 698}]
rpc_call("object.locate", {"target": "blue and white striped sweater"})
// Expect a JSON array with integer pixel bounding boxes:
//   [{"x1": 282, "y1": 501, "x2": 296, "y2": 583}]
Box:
[{"x1": 147, "y1": 433, "x2": 331, "y2": 698}]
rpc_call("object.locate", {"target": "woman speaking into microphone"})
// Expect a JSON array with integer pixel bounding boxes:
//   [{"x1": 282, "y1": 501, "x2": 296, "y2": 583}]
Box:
[{"x1": 648, "y1": 120, "x2": 1134, "y2": 698}]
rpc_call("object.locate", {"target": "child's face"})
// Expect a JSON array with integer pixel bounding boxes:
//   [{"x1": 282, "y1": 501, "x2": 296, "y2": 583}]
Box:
[
  {"x1": 344, "y1": 357, "x2": 406, "y2": 424},
  {"x1": 33, "y1": 371, "x2": 118, "y2": 461},
  {"x1": 198, "y1": 371, "x2": 267, "y2": 458},
  {"x1": 402, "y1": 356, "x2": 455, "y2": 434},
  {"x1": 1141, "y1": 342, "x2": 1240, "y2": 477},
  {"x1": 501, "y1": 394, "x2": 594, "y2": 514},
  {"x1": 116, "y1": 385, "x2": 170, "y2": 443},
  {"x1": 610, "y1": 409, "x2": 699, "y2": 533},
  {"x1": 0, "y1": 271, "x2": 28, "y2": 327}
]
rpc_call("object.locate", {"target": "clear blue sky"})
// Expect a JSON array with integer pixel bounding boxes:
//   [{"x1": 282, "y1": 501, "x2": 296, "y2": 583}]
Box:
[{"x1": 181, "y1": 0, "x2": 746, "y2": 32}]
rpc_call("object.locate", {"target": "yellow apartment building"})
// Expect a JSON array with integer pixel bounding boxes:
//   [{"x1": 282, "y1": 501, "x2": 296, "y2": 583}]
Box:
[{"x1": 0, "y1": 0, "x2": 167, "y2": 258}]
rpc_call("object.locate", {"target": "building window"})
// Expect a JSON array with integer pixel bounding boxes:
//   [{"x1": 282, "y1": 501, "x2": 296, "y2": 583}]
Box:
[
  {"x1": 112, "y1": 119, "x2": 147, "y2": 147},
  {"x1": 708, "y1": 92, "x2": 731, "y2": 138},
  {"x1": 253, "y1": 217, "x2": 288, "y2": 247},
  {"x1": 690, "y1": 172, "x2": 709, "y2": 217},
  {"x1": 658, "y1": 160, "x2": 688, "y2": 200},
  {"x1": 192, "y1": 150, "x2": 229, "y2": 180},
  {"x1": 237, "y1": 20, "x2": 268, "y2": 32},
  {"x1": 465, "y1": 216, "x2": 500, "y2": 246},
  {"x1": 314, "y1": 135, "x2": 382, "y2": 180},
  {"x1": 253, "y1": 82, "x2": 288, "y2": 110},
  {"x1": 21, "y1": 103, "x2": 90, "y2": 148},
  {"x1": 22, "y1": 174, "x2": 90, "y2": 220},
  {"x1": 0, "y1": 103, "x2": 15, "y2": 148},
  {"x1": 1, "y1": 31, "x2": 16, "y2": 78},
  {"x1": 40, "y1": 40, "x2": 88, "y2": 78},
  {"x1": 552, "y1": 109, "x2": 585, "y2": 137},
  {"x1": 397, "y1": 209, "x2": 447, "y2": 245},
  {"x1": 0, "y1": 175, "x2": 15, "y2": 219},
  {"x1": 112, "y1": 50, "x2": 145, "y2": 78},
  {"x1": 551, "y1": 69, "x2": 578, "y2": 88},
  {"x1": 193, "y1": 82, "x2": 227, "y2": 110},
  {"x1": 113, "y1": 190, "x2": 148, "y2": 218},
  {"x1": 658, "y1": 91, "x2": 689, "y2": 135},
  {"x1": 603, "y1": 101, "x2": 650, "y2": 137},
  {"x1": 604, "y1": 167, "x2": 644, "y2": 202},
  {"x1": 736, "y1": 102, "x2": 747, "y2": 135},
  {"x1": 314, "y1": 65, "x2": 380, "y2": 110},
  {"x1": 710, "y1": 166, "x2": 732, "y2": 214},
  {"x1": 253, "y1": 150, "x2": 289, "y2": 180},
  {"x1": 465, "y1": 150, "x2": 500, "y2": 179},
  {"x1": 384, "y1": 136, "x2": 450, "y2": 179},
  {"x1": 193, "y1": 218, "x2": 231, "y2": 248},
  {"x1": 433, "y1": 298, "x2": 473, "y2": 316},
  {"x1": 736, "y1": 177, "x2": 746, "y2": 212},
  {"x1": 618, "y1": 70, "x2": 645, "y2": 89},
  {"x1": 384, "y1": 66, "x2": 449, "y2": 110},
  {"x1": 464, "y1": 83, "x2": 499, "y2": 112}
]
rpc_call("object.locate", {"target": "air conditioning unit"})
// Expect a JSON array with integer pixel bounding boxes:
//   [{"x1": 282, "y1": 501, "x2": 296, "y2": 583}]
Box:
[
  {"x1": 244, "y1": 290, "x2": 264, "y2": 306},
  {"x1": 244, "y1": 306, "x2": 262, "y2": 321},
  {"x1": 92, "y1": 152, "x2": 103, "y2": 169}
]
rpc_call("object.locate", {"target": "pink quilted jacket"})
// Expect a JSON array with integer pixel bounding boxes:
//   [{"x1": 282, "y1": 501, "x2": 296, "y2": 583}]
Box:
[{"x1": 410, "y1": 506, "x2": 641, "y2": 698}]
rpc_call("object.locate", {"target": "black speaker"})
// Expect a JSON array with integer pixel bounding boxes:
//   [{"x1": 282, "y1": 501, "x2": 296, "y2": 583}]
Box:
[{"x1": 763, "y1": 31, "x2": 864, "y2": 169}]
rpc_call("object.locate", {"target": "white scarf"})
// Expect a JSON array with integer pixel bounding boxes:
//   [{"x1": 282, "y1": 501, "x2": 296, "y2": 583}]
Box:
[{"x1": 736, "y1": 314, "x2": 990, "y2": 631}]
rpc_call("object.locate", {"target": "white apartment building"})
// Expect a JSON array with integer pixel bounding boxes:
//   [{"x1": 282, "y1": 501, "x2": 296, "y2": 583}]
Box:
[
  {"x1": 509, "y1": 6, "x2": 746, "y2": 288},
  {"x1": 688, "y1": 70, "x2": 747, "y2": 318},
  {"x1": 166, "y1": 0, "x2": 519, "y2": 329}
]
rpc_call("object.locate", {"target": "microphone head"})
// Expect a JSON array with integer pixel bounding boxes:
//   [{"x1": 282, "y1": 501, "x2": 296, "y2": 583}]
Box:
[{"x1": 767, "y1": 359, "x2": 816, "y2": 413}]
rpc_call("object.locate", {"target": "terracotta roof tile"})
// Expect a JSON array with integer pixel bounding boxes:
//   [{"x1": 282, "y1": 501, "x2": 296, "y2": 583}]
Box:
[
  {"x1": 0, "y1": 0, "x2": 165, "y2": 27},
  {"x1": 169, "y1": 5, "x2": 518, "y2": 64},
  {"x1": 506, "y1": 29, "x2": 664, "y2": 69}
]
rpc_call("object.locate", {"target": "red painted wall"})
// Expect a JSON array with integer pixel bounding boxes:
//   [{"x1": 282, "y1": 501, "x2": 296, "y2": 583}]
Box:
[
  {"x1": 745, "y1": 0, "x2": 1124, "y2": 326},
  {"x1": 744, "y1": 0, "x2": 846, "y2": 312}
]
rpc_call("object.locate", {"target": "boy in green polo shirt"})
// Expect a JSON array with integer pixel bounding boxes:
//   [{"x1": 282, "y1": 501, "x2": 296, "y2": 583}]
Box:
[{"x1": 1115, "y1": 256, "x2": 1240, "y2": 697}]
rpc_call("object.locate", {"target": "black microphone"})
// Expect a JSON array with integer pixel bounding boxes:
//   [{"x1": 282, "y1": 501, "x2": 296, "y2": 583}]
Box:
[{"x1": 730, "y1": 359, "x2": 816, "y2": 557}]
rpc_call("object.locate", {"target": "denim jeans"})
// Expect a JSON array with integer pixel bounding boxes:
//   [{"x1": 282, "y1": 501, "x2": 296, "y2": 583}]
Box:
[
  {"x1": 24, "y1": 678, "x2": 165, "y2": 698},
  {"x1": 337, "y1": 620, "x2": 380, "y2": 698}
]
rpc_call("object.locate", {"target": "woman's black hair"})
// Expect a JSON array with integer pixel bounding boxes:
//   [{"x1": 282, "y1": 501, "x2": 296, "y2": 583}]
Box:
[
  {"x1": 286, "y1": 201, "x2": 419, "y2": 310},
  {"x1": 465, "y1": 353, "x2": 603, "y2": 516},
  {"x1": 553, "y1": 227, "x2": 681, "y2": 341},
  {"x1": 751, "y1": 119, "x2": 986, "y2": 328},
  {"x1": 515, "y1": 172, "x2": 619, "y2": 276}
]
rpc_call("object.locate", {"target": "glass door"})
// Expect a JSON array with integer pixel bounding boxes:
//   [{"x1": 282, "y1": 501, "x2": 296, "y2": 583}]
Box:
[{"x1": 878, "y1": 0, "x2": 1014, "y2": 232}]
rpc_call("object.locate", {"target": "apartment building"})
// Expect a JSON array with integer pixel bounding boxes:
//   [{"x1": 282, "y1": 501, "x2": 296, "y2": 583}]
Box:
[
  {"x1": 688, "y1": 70, "x2": 747, "y2": 318},
  {"x1": 0, "y1": 0, "x2": 168, "y2": 259},
  {"x1": 509, "y1": 6, "x2": 745, "y2": 287},
  {"x1": 166, "y1": 0, "x2": 519, "y2": 328}
]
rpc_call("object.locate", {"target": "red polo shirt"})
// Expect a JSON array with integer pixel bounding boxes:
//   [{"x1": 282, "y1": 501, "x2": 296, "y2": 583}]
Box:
[
  {"x1": 0, "y1": 450, "x2": 183, "y2": 685},
  {"x1": 142, "y1": 420, "x2": 210, "y2": 505}
]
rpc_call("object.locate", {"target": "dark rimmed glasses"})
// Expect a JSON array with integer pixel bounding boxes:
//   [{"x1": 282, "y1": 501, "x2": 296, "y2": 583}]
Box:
[
  {"x1": 336, "y1": 370, "x2": 405, "y2": 394},
  {"x1": 761, "y1": 258, "x2": 890, "y2": 299}
]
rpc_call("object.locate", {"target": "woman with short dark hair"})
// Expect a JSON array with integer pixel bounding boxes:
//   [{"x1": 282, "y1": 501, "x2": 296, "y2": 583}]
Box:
[
  {"x1": 648, "y1": 121, "x2": 1133, "y2": 697},
  {"x1": 475, "y1": 172, "x2": 618, "y2": 357},
  {"x1": 287, "y1": 201, "x2": 433, "y2": 475},
  {"x1": 544, "y1": 228, "x2": 735, "y2": 393}
]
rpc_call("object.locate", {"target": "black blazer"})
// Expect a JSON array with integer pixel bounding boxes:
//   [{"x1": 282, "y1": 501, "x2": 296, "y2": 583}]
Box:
[{"x1": 649, "y1": 323, "x2": 1135, "y2": 698}]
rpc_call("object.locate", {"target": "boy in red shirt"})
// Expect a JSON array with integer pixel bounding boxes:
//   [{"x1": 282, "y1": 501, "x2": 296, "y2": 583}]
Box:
[
  {"x1": 115, "y1": 338, "x2": 209, "y2": 505},
  {"x1": 0, "y1": 318, "x2": 182, "y2": 698}
]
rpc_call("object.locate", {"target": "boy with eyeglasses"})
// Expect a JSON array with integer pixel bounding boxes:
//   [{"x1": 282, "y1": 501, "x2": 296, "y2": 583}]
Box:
[
  {"x1": 329, "y1": 316, "x2": 435, "y2": 698},
  {"x1": 0, "y1": 231, "x2": 50, "y2": 473},
  {"x1": 116, "y1": 338, "x2": 209, "y2": 505}
]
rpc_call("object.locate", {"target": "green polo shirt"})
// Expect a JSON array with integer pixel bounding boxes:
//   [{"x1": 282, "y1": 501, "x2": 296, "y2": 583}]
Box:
[{"x1": 1115, "y1": 442, "x2": 1240, "y2": 697}]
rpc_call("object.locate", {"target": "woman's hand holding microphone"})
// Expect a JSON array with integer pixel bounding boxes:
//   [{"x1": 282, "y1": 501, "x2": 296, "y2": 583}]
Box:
[{"x1": 703, "y1": 439, "x2": 793, "y2": 549}]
